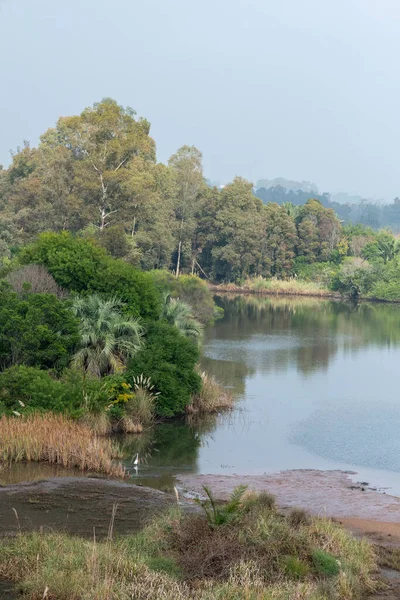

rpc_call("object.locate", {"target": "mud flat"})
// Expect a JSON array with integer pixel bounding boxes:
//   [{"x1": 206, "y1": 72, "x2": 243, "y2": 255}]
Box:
[
  {"x1": 178, "y1": 469, "x2": 400, "y2": 536},
  {"x1": 0, "y1": 477, "x2": 178, "y2": 538}
]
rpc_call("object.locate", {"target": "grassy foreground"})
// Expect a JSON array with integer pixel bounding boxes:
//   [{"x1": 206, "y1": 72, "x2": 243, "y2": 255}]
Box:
[
  {"x1": 0, "y1": 413, "x2": 125, "y2": 477},
  {"x1": 0, "y1": 491, "x2": 377, "y2": 600}
]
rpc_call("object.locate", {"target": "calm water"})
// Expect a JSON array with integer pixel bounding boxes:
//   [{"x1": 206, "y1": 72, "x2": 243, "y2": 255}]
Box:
[
  {"x1": 4, "y1": 295, "x2": 400, "y2": 496},
  {"x1": 120, "y1": 295, "x2": 400, "y2": 495}
]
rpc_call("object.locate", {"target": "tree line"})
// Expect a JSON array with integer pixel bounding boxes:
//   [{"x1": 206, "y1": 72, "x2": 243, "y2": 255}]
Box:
[
  {"x1": 256, "y1": 185, "x2": 400, "y2": 232},
  {"x1": 0, "y1": 98, "x2": 348, "y2": 283}
]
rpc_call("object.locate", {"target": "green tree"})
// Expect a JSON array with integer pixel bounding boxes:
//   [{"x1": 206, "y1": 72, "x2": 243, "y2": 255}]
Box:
[
  {"x1": 0, "y1": 286, "x2": 79, "y2": 371},
  {"x1": 362, "y1": 231, "x2": 400, "y2": 264},
  {"x1": 296, "y1": 199, "x2": 341, "y2": 262},
  {"x1": 168, "y1": 146, "x2": 204, "y2": 276},
  {"x1": 263, "y1": 203, "x2": 298, "y2": 277},
  {"x1": 210, "y1": 178, "x2": 265, "y2": 281},
  {"x1": 71, "y1": 295, "x2": 144, "y2": 378}
]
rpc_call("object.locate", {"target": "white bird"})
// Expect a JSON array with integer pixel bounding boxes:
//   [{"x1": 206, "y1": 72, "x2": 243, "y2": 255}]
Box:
[{"x1": 134, "y1": 453, "x2": 139, "y2": 466}]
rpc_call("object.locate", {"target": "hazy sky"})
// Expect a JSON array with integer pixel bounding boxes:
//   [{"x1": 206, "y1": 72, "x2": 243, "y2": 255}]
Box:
[{"x1": 1, "y1": 0, "x2": 400, "y2": 199}]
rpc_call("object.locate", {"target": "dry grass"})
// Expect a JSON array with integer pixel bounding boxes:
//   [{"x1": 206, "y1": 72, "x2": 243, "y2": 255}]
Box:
[
  {"x1": 0, "y1": 494, "x2": 378, "y2": 600},
  {"x1": 211, "y1": 276, "x2": 337, "y2": 298},
  {"x1": 188, "y1": 371, "x2": 233, "y2": 414},
  {"x1": 0, "y1": 413, "x2": 126, "y2": 477}
]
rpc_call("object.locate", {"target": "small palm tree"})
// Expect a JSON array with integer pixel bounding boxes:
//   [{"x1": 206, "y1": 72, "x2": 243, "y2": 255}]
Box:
[
  {"x1": 71, "y1": 295, "x2": 144, "y2": 377},
  {"x1": 161, "y1": 293, "x2": 203, "y2": 343},
  {"x1": 195, "y1": 485, "x2": 248, "y2": 528}
]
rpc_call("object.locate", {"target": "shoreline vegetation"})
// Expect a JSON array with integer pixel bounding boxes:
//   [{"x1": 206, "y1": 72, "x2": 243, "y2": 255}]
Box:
[
  {"x1": 0, "y1": 489, "x2": 378, "y2": 600},
  {"x1": 0, "y1": 413, "x2": 126, "y2": 478},
  {"x1": 209, "y1": 277, "x2": 338, "y2": 299},
  {"x1": 210, "y1": 275, "x2": 400, "y2": 304}
]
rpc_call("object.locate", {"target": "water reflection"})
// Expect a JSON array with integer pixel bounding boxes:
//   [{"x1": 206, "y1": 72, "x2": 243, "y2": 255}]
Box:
[{"x1": 117, "y1": 294, "x2": 400, "y2": 493}]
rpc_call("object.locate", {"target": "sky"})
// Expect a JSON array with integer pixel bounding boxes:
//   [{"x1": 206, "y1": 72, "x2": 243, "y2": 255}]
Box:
[{"x1": 1, "y1": 0, "x2": 400, "y2": 200}]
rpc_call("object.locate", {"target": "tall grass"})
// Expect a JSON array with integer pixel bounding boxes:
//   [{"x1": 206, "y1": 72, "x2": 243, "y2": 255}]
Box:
[
  {"x1": 0, "y1": 414, "x2": 125, "y2": 477},
  {"x1": 188, "y1": 371, "x2": 233, "y2": 414},
  {"x1": 212, "y1": 276, "x2": 336, "y2": 298}
]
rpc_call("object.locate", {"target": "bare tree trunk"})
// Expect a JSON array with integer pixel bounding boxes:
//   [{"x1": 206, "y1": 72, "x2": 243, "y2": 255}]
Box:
[
  {"x1": 191, "y1": 257, "x2": 195, "y2": 275},
  {"x1": 100, "y1": 208, "x2": 106, "y2": 231},
  {"x1": 131, "y1": 216, "x2": 136, "y2": 236},
  {"x1": 175, "y1": 217, "x2": 184, "y2": 277},
  {"x1": 176, "y1": 240, "x2": 182, "y2": 277}
]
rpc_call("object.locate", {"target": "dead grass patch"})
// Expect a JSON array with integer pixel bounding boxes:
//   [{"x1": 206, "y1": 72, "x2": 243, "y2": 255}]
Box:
[
  {"x1": 0, "y1": 413, "x2": 126, "y2": 477},
  {"x1": 188, "y1": 371, "x2": 233, "y2": 414}
]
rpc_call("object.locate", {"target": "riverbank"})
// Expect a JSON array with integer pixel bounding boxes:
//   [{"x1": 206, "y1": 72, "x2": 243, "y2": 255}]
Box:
[
  {"x1": 0, "y1": 476, "x2": 378, "y2": 600},
  {"x1": 178, "y1": 469, "x2": 400, "y2": 525},
  {"x1": 209, "y1": 279, "x2": 339, "y2": 299},
  {"x1": 209, "y1": 279, "x2": 400, "y2": 304},
  {"x1": 177, "y1": 470, "x2": 400, "y2": 598}
]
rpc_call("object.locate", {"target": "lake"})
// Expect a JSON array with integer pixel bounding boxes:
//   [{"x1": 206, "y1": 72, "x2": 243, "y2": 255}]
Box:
[{"x1": 120, "y1": 294, "x2": 400, "y2": 495}]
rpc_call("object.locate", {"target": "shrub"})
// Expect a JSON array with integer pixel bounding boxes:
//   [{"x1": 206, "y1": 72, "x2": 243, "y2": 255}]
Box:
[
  {"x1": 6, "y1": 264, "x2": 68, "y2": 298},
  {"x1": 195, "y1": 485, "x2": 248, "y2": 528},
  {"x1": 287, "y1": 508, "x2": 311, "y2": 528},
  {"x1": 0, "y1": 366, "x2": 109, "y2": 417},
  {"x1": 331, "y1": 258, "x2": 376, "y2": 299},
  {"x1": 127, "y1": 322, "x2": 201, "y2": 416},
  {"x1": 0, "y1": 287, "x2": 79, "y2": 371},
  {"x1": 369, "y1": 279, "x2": 400, "y2": 301},
  {"x1": 20, "y1": 232, "x2": 161, "y2": 319},
  {"x1": 151, "y1": 271, "x2": 222, "y2": 325}
]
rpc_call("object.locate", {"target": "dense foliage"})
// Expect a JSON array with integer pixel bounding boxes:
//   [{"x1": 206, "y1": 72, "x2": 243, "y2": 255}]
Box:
[
  {"x1": 0, "y1": 286, "x2": 79, "y2": 371},
  {"x1": 127, "y1": 322, "x2": 201, "y2": 416},
  {"x1": 0, "y1": 366, "x2": 108, "y2": 417},
  {"x1": 19, "y1": 231, "x2": 161, "y2": 319}
]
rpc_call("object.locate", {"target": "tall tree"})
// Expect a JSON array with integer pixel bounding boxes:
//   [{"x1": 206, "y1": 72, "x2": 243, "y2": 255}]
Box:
[
  {"x1": 210, "y1": 178, "x2": 265, "y2": 281},
  {"x1": 168, "y1": 146, "x2": 204, "y2": 276},
  {"x1": 263, "y1": 203, "x2": 298, "y2": 276},
  {"x1": 56, "y1": 98, "x2": 156, "y2": 230}
]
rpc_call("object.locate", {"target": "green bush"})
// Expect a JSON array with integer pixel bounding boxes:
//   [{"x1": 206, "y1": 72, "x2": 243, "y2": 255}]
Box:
[
  {"x1": 0, "y1": 286, "x2": 79, "y2": 371},
  {"x1": 0, "y1": 366, "x2": 109, "y2": 417},
  {"x1": 20, "y1": 232, "x2": 161, "y2": 320},
  {"x1": 127, "y1": 322, "x2": 201, "y2": 416},
  {"x1": 151, "y1": 271, "x2": 222, "y2": 325},
  {"x1": 293, "y1": 259, "x2": 339, "y2": 285},
  {"x1": 331, "y1": 258, "x2": 376, "y2": 299},
  {"x1": 369, "y1": 280, "x2": 400, "y2": 301}
]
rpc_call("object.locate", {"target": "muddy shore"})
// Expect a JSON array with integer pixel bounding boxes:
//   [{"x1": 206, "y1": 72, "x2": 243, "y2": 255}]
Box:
[
  {"x1": 178, "y1": 469, "x2": 400, "y2": 538},
  {"x1": 0, "y1": 477, "x2": 178, "y2": 538}
]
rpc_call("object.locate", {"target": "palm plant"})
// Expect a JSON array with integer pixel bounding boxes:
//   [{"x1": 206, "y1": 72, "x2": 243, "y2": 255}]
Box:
[
  {"x1": 195, "y1": 485, "x2": 248, "y2": 528},
  {"x1": 161, "y1": 293, "x2": 203, "y2": 343},
  {"x1": 71, "y1": 294, "x2": 144, "y2": 377}
]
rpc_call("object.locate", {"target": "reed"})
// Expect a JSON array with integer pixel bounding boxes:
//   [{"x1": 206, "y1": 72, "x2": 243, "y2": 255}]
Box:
[
  {"x1": 0, "y1": 413, "x2": 126, "y2": 477},
  {"x1": 188, "y1": 371, "x2": 233, "y2": 414},
  {"x1": 211, "y1": 276, "x2": 337, "y2": 298}
]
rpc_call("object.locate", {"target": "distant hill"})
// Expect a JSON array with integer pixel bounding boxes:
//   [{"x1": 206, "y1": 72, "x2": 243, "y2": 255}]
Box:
[{"x1": 255, "y1": 178, "x2": 319, "y2": 194}]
